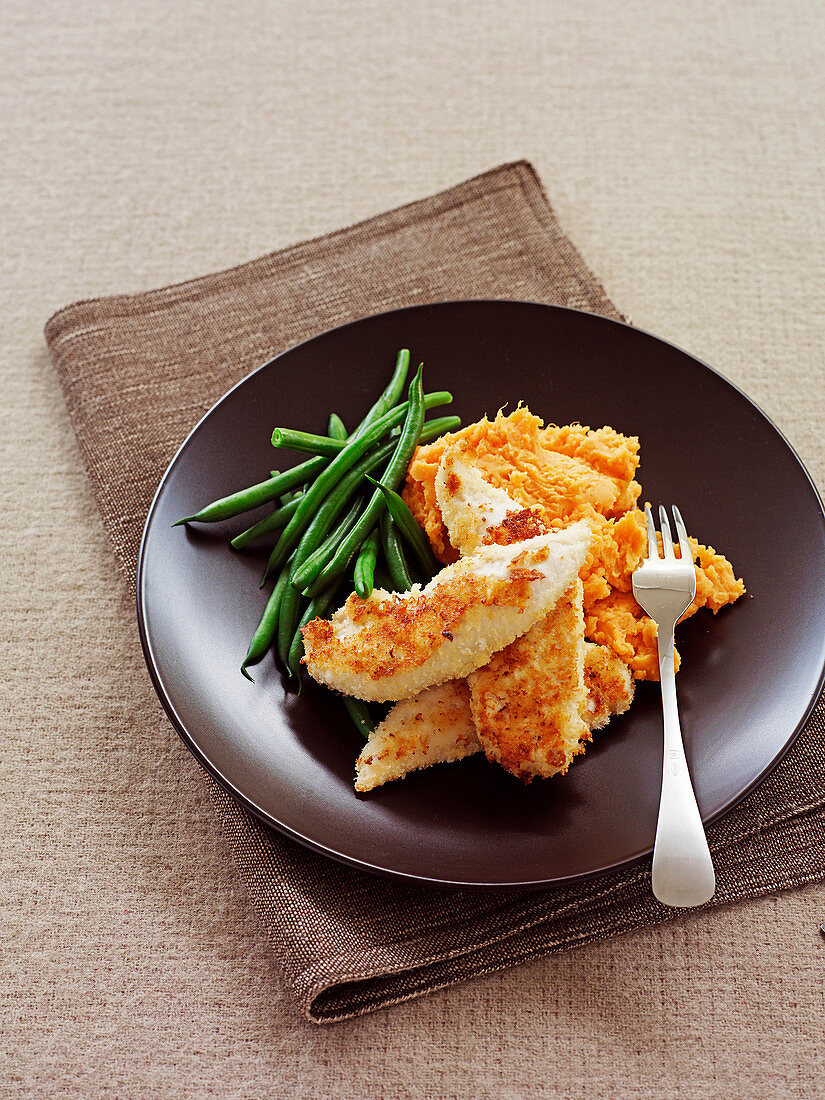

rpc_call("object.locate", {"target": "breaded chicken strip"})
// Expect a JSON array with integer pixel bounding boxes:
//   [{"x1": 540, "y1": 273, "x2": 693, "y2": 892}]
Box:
[
  {"x1": 436, "y1": 446, "x2": 553, "y2": 554},
  {"x1": 355, "y1": 681, "x2": 479, "y2": 792},
  {"x1": 584, "y1": 638, "x2": 634, "y2": 730},
  {"x1": 438, "y1": 449, "x2": 634, "y2": 781},
  {"x1": 354, "y1": 641, "x2": 633, "y2": 791},
  {"x1": 468, "y1": 579, "x2": 589, "y2": 782},
  {"x1": 302, "y1": 522, "x2": 590, "y2": 702},
  {"x1": 435, "y1": 451, "x2": 523, "y2": 555}
]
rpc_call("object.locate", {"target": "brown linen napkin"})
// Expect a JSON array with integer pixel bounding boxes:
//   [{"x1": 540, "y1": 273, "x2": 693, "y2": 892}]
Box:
[{"x1": 45, "y1": 161, "x2": 825, "y2": 1023}]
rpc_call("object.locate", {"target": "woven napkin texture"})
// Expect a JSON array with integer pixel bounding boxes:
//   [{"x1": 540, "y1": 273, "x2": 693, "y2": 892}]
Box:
[{"x1": 45, "y1": 161, "x2": 825, "y2": 1023}]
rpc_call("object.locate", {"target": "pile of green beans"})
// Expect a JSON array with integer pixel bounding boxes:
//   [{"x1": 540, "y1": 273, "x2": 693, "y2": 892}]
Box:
[{"x1": 174, "y1": 349, "x2": 459, "y2": 736}]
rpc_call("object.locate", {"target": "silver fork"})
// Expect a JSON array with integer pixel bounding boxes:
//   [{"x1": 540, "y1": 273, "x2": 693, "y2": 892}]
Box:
[{"x1": 632, "y1": 505, "x2": 715, "y2": 908}]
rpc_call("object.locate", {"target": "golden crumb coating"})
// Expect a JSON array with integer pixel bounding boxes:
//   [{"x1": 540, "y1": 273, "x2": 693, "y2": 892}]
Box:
[
  {"x1": 468, "y1": 581, "x2": 590, "y2": 782},
  {"x1": 583, "y1": 641, "x2": 634, "y2": 730},
  {"x1": 352, "y1": 641, "x2": 634, "y2": 792},
  {"x1": 354, "y1": 681, "x2": 479, "y2": 792},
  {"x1": 431, "y1": 451, "x2": 633, "y2": 784},
  {"x1": 434, "y1": 448, "x2": 544, "y2": 556},
  {"x1": 302, "y1": 522, "x2": 591, "y2": 702}
]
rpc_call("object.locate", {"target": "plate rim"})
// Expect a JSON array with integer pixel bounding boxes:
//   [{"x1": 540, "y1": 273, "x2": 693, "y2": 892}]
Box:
[{"x1": 136, "y1": 298, "x2": 825, "y2": 890}]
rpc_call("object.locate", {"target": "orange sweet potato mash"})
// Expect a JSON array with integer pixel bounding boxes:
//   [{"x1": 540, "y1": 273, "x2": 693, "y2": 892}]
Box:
[{"x1": 403, "y1": 407, "x2": 745, "y2": 680}]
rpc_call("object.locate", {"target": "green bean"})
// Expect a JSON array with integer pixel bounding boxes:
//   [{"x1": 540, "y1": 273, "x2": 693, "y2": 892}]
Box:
[
  {"x1": 270, "y1": 391, "x2": 452, "y2": 457},
  {"x1": 353, "y1": 529, "x2": 380, "y2": 598},
  {"x1": 269, "y1": 353, "x2": 409, "y2": 464},
  {"x1": 176, "y1": 385, "x2": 454, "y2": 528},
  {"x1": 264, "y1": 383, "x2": 447, "y2": 578},
  {"x1": 175, "y1": 455, "x2": 327, "y2": 525},
  {"x1": 290, "y1": 496, "x2": 364, "y2": 590},
  {"x1": 271, "y1": 428, "x2": 344, "y2": 457},
  {"x1": 327, "y1": 412, "x2": 348, "y2": 441},
  {"x1": 356, "y1": 348, "x2": 409, "y2": 434},
  {"x1": 380, "y1": 509, "x2": 413, "y2": 592},
  {"x1": 287, "y1": 609, "x2": 311, "y2": 681},
  {"x1": 272, "y1": 473, "x2": 317, "y2": 485},
  {"x1": 276, "y1": 582, "x2": 303, "y2": 673},
  {"x1": 308, "y1": 366, "x2": 426, "y2": 594},
  {"x1": 366, "y1": 476, "x2": 440, "y2": 577},
  {"x1": 342, "y1": 697, "x2": 374, "y2": 740},
  {"x1": 264, "y1": 437, "x2": 395, "y2": 584},
  {"x1": 230, "y1": 495, "x2": 303, "y2": 550},
  {"x1": 240, "y1": 562, "x2": 292, "y2": 681},
  {"x1": 271, "y1": 412, "x2": 460, "y2": 462}
]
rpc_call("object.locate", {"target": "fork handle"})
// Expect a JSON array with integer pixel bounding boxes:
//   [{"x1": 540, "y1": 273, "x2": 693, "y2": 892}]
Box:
[{"x1": 651, "y1": 628, "x2": 716, "y2": 908}]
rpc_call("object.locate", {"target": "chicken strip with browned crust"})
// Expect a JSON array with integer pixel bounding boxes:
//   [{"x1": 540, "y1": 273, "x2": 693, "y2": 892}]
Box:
[
  {"x1": 354, "y1": 641, "x2": 633, "y2": 791},
  {"x1": 438, "y1": 449, "x2": 633, "y2": 781},
  {"x1": 302, "y1": 521, "x2": 591, "y2": 703}
]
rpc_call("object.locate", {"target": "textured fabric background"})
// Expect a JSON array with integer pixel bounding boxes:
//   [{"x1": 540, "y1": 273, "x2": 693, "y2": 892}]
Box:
[
  {"x1": 3, "y1": 0, "x2": 824, "y2": 1096},
  {"x1": 42, "y1": 161, "x2": 825, "y2": 1024}
]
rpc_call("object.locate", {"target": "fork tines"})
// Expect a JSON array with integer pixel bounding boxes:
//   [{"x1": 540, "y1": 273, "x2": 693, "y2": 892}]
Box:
[{"x1": 644, "y1": 504, "x2": 692, "y2": 561}]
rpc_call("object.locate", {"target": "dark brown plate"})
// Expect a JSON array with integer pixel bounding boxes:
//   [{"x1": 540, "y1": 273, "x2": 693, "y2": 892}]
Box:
[{"x1": 137, "y1": 301, "x2": 825, "y2": 889}]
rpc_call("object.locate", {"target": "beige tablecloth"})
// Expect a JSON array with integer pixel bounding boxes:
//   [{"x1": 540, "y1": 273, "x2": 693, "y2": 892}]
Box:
[{"x1": 3, "y1": 1, "x2": 824, "y2": 1096}]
